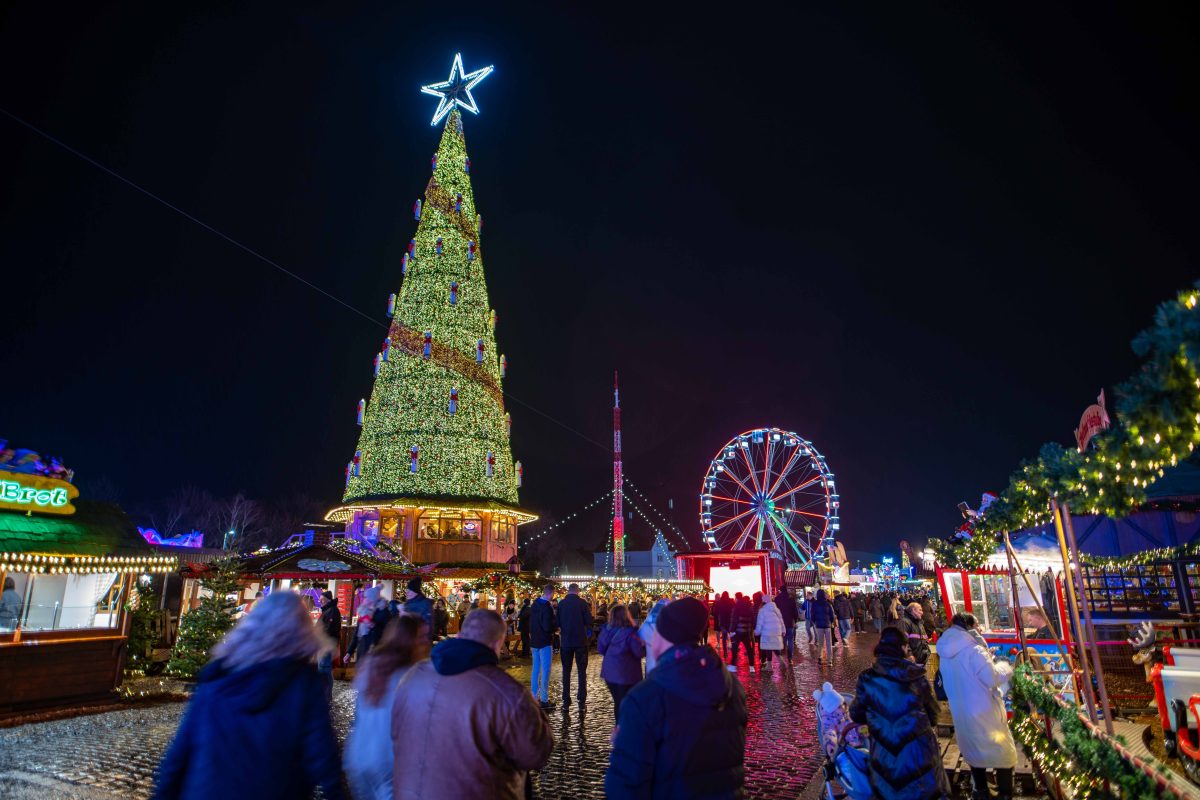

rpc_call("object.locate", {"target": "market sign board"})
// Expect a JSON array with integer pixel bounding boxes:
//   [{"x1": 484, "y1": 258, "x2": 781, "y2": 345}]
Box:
[{"x1": 0, "y1": 473, "x2": 79, "y2": 515}]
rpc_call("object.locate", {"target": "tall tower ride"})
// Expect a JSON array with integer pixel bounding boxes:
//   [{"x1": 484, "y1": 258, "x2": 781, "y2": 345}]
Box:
[{"x1": 613, "y1": 371, "x2": 625, "y2": 575}]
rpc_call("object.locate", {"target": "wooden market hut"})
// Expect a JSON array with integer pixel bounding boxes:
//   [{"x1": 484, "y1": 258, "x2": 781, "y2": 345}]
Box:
[{"x1": 0, "y1": 498, "x2": 175, "y2": 714}]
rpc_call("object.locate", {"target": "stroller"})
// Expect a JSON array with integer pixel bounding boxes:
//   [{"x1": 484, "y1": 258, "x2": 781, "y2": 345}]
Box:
[{"x1": 817, "y1": 692, "x2": 871, "y2": 800}]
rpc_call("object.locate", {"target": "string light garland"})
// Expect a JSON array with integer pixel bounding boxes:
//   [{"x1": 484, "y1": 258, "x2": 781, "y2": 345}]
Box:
[
  {"x1": 517, "y1": 490, "x2": 614, "y2": 548},
  {"x1": 345, "y1": 109, "x2": 519, "y2": 506},
  {"x1": 0, "y1": 552, "x2": 177, "y2": 574},
  {"x1": 931, "y1": 284, "x2": 1200, "y2": 569},
  {"x1": 624, "y1": 478, "x2": 691, "y2": 550}
]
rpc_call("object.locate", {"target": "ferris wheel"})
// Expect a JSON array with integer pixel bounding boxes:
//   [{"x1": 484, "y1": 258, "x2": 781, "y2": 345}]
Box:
[{"x1": 699, "y1": 428, "x2": 840, "y2": 568}]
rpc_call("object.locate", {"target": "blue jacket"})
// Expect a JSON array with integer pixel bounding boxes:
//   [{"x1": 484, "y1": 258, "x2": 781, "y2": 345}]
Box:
[
  {"x1": 403, "y1": 593, "x2": 433, "y2": 634},
  {"x1": 556, "y1": 593, "x2": 593, "y2": 648},
  {"x1": 598, "y1": 625, "x2": 645, "y2": 687},
  {"x1": 153, "y1": 658, "x2": 342, "y2": 800},
  {"x1": 605, "y1": 644, "x2": 747, "y2": 799},
  {"x1": 529, "y1": 597, "x2": 556, "y2": 649},
  {"x1": 809, "y1": 597, "x2": 835, "y2": 628}
]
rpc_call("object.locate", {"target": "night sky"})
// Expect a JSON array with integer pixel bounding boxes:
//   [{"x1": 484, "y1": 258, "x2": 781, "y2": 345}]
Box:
[{"x1": 2, "y1": 5, "x2": 1197, "y2": 559}]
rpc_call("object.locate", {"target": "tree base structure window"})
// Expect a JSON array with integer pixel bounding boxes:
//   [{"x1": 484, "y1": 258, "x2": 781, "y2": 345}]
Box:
[
  {"x1": 1, "y1": 571, "x2": 123, "y2": 632},
  {"x1": 494, "y1": 517, "x2": 515, "y2": 544},
  {"x1": 418, "y1": 512, "x2": 483, "y2": 541}
]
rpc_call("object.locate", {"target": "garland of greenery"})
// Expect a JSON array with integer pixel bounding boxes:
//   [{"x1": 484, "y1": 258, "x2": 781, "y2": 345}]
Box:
[
  {"x1": 928, "y1": 284, "x2": 1200, "y2": 570},
  {"x1": 460, "y1": 571, "x2": 541, "y2": 597},
  {"x1": 1010, "y1": 664, "x2": 1169, "y2": 799}
]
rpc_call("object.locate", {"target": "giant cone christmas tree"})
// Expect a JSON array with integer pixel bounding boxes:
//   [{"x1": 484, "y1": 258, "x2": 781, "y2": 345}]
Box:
[{"x1": 344, "y1": 110, "x2": 518, "y2": 507}]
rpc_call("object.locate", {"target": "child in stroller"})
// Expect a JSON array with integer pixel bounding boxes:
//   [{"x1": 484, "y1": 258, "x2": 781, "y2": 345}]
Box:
[{"x1": 814, "y1": 682, "x2": 870, "y2": 800}]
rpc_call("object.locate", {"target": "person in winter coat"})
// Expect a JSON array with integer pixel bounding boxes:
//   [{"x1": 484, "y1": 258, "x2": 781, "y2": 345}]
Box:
[
  {"x1": 345, "y1": 614, "x2": 431, "y2": 800},
  {"x1": 712, "y1": 591, "x2": 735, "y2": 656},
  {"x1": 773, "y1": 587, "x2": 799, "y2": 662},
  {"x1": 900, "y1": 603, "x2": 931, "y2": 666},
  {"x1": 809, "y1": 589, "x2": 835, "y2": 664},
  {"x1": 390, "y1": 609, "x2": 553, "y2": 800},
  {"x1": 869, "y1": 595, "x2": 884, "y2": 633},
  {"x1": 728, "y1": 594, "x2": 758, "y2": 674},
  {"x1": 516, "y1": 598, "x2": 532, "y2": 656},
  {"x1": 557, "y1": 583, "x2": 594, "y2": 706},
  {"x1": 639, "y1": 598, "x2": 671, "y2": 673},
  {"x1": 802, "y1": 591, "x2": 815, "y2": 643},
  {"x1": 0, "y1": 576, "x2": 22, "y2": 630},
  {"x1": 887, "y1": 596, "x2": 902, "y2": 625},
  {"x1": 317, "y1": 591, "x2": 341, "y2": 702},
  {"x1": 606, "y1": 597, "x2": 748, "y2": 799},
  {"x1": 153, "y1": 591, "x2": 343, "y2": 800},
  {"x1": 848, "y1": 627, "x2": 950, "y2": 800},
  {"x1": 528, "y1": 584, "x2": 557, "y2": 709},
  {"x1": 754, "y1": 596, "x2": 786, "y2": 672},
  {"x1": 938, "y1": 614, "x2": 1016, "y2": 800},
  {"x1": 850, "y1": 594, "x2": 865, "y2": 632},
  {"x1": 597, "y1": 604, "x2": 646, "y2": 718},
  {"x1": 400, "y1": 577, "x2": 432, "y2": 638},
  {"x1": 833, "y1": 592, "x2": 853, "y2": 644}
]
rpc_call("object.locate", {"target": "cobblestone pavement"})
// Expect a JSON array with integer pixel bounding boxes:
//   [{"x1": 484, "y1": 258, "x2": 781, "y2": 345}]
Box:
[{"x1": 0, "y1": 632, "x2": 882, "y2": 799}]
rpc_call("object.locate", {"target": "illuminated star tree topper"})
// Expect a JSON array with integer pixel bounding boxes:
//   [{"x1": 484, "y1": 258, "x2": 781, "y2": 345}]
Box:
[{"x1": 420, "y1": 53, "x2": 494, "y2": 126}]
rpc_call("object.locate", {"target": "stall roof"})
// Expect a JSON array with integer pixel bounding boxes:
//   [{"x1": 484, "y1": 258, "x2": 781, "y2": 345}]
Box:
[
  {"x1": 0, "y1": 500, "x2": 151, "y2": 557},
  {"x1": 234, "y1": 538, "x2": 417, "y2": 579}
]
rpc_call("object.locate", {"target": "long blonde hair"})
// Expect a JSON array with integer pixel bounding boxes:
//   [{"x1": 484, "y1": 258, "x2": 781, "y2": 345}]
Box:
[
  {"x1": 212, "y1": 590, "x2": 334, "y2": 671},
  {"x1": 355, "y1": 613, "x2": 430, "y2": 705}
]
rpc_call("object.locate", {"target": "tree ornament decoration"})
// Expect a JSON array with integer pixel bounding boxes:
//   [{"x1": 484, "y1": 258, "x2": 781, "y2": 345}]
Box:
[
  {"x1": 381, "y1": 339, "x2": 390, "y2": 362},
  {"x1": 449, "y1": 280, "x2": 459, "y2": 305},
  {"x1": 476, "y1": 339, "x2": 485, "y2": 364},
  {"x1": 486, "y1": 450, "x2": 495, "y2": 478},
  {"x1": 413, "y1": 199, "x2": 422, "y2": 220},
  {"x1": 455, "y1": 192, "x2": 463, "y2": 214},
  {"x1": 408, "y1": 239, "x2": 416, "y2": 258},
  {"x1": 410, "y1": 445, "x2": 419, "y2": 473},
  {"x1": 489, "y1": 309, "x2": 497, "y2": 329},
  {"x1": 357, "y1": 399, "x2": 366, "y2": 426},
  {"x1": 345, "y1": 461, "x2": 353, "y2": 487},
  {"x1": 373, "y1": 353, "x2": 382, "y2": 376},
  {"x1": 500, "y1": 354, "x2": 507, "y2": 378},
  {"x1": 464, "y1": 157, "x2": 471, "y2": 174},
  {"x1": 505, "y1": 412, "x2": 512, "y2": 436},
  {"x1": 449, "y1": 387, "x2": 459, "y2": 415},
  {"x1": 420, "y1": 53, "x2": 493, "y2": 127},
  {"x1": 387, "y1": 293, "x2": 396, "y2": 317},
  {"x1": 476, "y1": 214, "x2": 482, "y2": 234},
  {"x1": 515, "y1": 460, "x2": 523, "y2": 488},
  {"x1": 402, "y1": 253, "x2": 409, "y2": 275},
  {"x1": 467, "y1": 240, "x2": 476, "y2": 261},
  {"x1": 353, "y1": 450, "x2": 362, "y2": 477},
  {"x1": 423, "y1": 331, "x2": 433, "y2": 360},
  {"x1": 431, "y1": 154, "x2": 437, "y2": 172},
  {"x1": 435, "y1": 237, "x2": 444, "y2": 256}
]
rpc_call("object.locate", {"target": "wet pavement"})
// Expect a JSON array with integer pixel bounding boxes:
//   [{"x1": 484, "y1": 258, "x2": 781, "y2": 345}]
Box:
[{"x1": 0, "y1": 631, "x2": 881, "y2": 799}]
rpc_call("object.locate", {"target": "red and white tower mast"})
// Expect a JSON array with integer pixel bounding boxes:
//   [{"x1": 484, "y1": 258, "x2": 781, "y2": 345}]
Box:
[{"x1": 613, "y1": 371, "x2": 625, "y2": 575}]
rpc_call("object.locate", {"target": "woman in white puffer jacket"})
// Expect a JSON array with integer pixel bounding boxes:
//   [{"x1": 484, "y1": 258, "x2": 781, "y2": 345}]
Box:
[
  {"x1": 938, "y1": 612, "x2": 1017, "y2": 800},
  {"x1": 754, "y1": 596, "x2": 786, "y2": 673}
]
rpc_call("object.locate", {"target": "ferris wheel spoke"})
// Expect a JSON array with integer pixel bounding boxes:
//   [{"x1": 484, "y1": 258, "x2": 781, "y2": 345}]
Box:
[
  {"x1": 770, "y1": 475, "x2": 823, "y2": 503},
  {"x1": 705, "y1": 506, "x2": 756, "y2": 535},
  {"x1": 710, "y1": 494, "x2": 753, "y2": 505},
  {"x1": 766, "y1": 445, "x2": 804, "y2": 497},
  {"x1": 738, "y1": 444, "x2": 764, "y2": 495},
  {"x1": 718, "y1": 465, "x2": 758, "y2": 500},
  {"x1": 734, "y1": 516, "x2": 758, "y2": 550},
  {"x1": 762, "y1": 435, "x2": 773, "y2": 499}
]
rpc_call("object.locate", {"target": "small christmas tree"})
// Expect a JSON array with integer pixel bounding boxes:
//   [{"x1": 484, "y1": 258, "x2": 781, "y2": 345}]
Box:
[{"x1": 166, "y1": 558, "x2": 242, "y2": 679}]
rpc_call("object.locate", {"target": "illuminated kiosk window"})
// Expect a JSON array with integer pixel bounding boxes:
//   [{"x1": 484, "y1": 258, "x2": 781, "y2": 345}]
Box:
[
  {"x1": 2, "y1": 571, "x2": 123, "y2": 633},
  {"x1": 709, "y1": 565, "x2": 762, "y2": 599},
  {"x1": 418, "y1": 512, "x2": 483, "y2": 540},
  {"x1": 494, "y1": 517, "x2": 515, "y2": 544},
  {"x1": 943, "y1": 573, "x2": 967, "y2": 619}
]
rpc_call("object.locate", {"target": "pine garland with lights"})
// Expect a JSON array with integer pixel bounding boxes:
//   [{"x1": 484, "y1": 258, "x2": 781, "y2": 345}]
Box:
[
  {"x1": 165, "y1": 558, "x2": 242, "y2": 679},
  {"x1": 1010, "y1": 664, "x2": 1168, "y2": 798},
  {"x1": 930, "y1": 284, "x2": 1200, "y2": 570},
  {"x1": 345, "y1": 110, "x2": 518, "y2": 505},
  {"x1": 461, "y1": 571, "x2": 541, "y2": 597}
]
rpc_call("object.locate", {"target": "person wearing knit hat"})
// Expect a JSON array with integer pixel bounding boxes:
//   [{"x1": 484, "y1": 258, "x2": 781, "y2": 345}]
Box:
[
  {"x1": 402, "y1": 576, "x2": 434, "y2": 639},
  {"x1": 606, "y1": 597, "x2": 748, "y2": 798}
]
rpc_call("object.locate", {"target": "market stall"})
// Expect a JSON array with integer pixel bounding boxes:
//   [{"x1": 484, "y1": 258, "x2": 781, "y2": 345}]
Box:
[{"x1": 0, "y1": 463, "x2": 174, "y2": 714}]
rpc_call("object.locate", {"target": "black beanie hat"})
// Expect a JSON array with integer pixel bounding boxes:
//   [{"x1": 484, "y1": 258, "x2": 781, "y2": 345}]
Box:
[
  {"x1": 655, "y1": 597, "x2": 708, "y2": 645},
  {"x1": 407, "y1": 576, "x2": 423, "y2": 593}
]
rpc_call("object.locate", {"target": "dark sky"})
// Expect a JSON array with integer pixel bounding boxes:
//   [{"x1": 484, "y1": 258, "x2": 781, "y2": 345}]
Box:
[{"x1": 2, "y1": 4, "x2": 1197, "y2": 558}]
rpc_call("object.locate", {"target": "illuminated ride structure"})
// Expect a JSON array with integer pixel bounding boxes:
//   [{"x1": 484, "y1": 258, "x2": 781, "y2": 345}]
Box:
[
  {"x1": 676, "y1": 428, "x2": 840, "y2": 598},
  {"x1": 699, "y1": 428, "x2": 839, "y2": 569}
]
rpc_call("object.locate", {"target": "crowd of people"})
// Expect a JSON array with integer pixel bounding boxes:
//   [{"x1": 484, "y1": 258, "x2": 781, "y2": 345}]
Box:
[{"x1": 153, "y1": 579, "x2": 1016, "y2": 800}]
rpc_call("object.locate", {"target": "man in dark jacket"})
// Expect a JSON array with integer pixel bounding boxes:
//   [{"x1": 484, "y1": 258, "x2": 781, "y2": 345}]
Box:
[
  {"x1": 401, "y1": 577, "x2": 433, "y2": 639},
  {"x1": 809, "y1": 589, "x2": 835, "y2": 663},
  {"x1": 606, "y1": 597, "x2": 747, "y2": 799},
  {"x1": 528, "y1": 584, "x2": 557, "y2": 709},
  {"x1": 901, "y1": 602, "x2": 931, "y2": 665},
  {"x1": 711, "y1": 591, "x2": 734, "y2": 656},
  {"x1": 556, "y1": 582, "x2": 593, "y2": 706},
  {"x1": 516, "y1": 598, "x2": 532, "y2": 656},
  {"x1": 773, "y1": 587, "x2": 799, "y2": 662},
  {"x1": 833, "y1": 592, "x2": 853, "y2": 645},
  {"x1": 728, "y1": 594, "x2": 757, "y2": 674},
  {"x1": 317, "y1": 591, "x2": 341, "y2": 702},
  {"x1": 850, "y1": 593, "x2": 865, "y2": 633}
]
